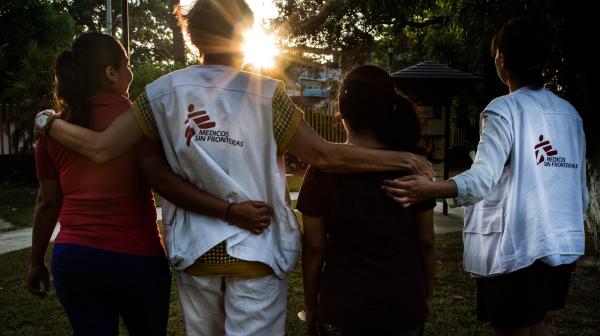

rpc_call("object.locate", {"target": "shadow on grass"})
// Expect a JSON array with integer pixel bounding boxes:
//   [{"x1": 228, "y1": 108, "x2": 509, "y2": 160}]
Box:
[
  {"x1": 2, "y1": 234, "x2": 598, "y2": 335},
  {"x1": 0, "y1": 187, "x2": 37, "y2": 230}
]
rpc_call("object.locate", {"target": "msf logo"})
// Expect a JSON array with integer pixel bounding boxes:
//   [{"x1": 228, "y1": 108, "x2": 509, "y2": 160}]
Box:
[
  {"x1": 184, "y1": 104, "x2": 216, "y2": 146},
  {"x1": 534, "y1": 134, "x2": 558, "y2": 165}
]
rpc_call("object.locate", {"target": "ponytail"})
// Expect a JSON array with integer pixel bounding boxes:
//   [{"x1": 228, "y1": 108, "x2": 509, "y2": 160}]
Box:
[
  {"x1": 52, "y1": 32, "x2": 127, "y2": 128},
  {"x1": 374, "y1": 93, "x2": 424, "y2": 154},
  {"x1": 339, "y1": 65, "x2": 425, "y2": 154},
  {"x1": 53, "y1": 49, "x2": 92, "y2": 127}
]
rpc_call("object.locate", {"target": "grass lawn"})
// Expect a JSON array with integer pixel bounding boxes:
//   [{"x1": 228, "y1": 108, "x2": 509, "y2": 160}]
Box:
[
  {"x1": 0, "y1": 187, "x2": 37, "y2": 230},
  {"x1": 1, "y1": 233, "x2": 599, "y2": 335},
  {"x1": 287, "y1": 172, "x2": 305, "y2": 193},
  {"x1": 2, "y1": 176, "x2": 599, "y2": 335}
]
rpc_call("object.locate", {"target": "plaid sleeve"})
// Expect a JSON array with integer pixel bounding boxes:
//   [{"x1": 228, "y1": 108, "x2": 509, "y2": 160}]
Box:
[
  {"x1": 131, "y1": 92, "x2": 159, "y2": 140},
  {"x1": 272, "y1": 82, "x2": 303, "y2": 154}
]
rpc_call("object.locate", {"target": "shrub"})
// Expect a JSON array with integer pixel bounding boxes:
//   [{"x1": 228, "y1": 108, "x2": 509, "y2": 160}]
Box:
[
  {"x1": 586, "y1": 160, "x2": 600, "y2": 258},
  {"x1": 129, "y1": 62, "x2": 179, "y2": 98}
]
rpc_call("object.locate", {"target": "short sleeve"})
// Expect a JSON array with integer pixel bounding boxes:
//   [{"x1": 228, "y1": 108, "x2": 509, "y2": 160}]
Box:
[
  {"x1": 35, "y1": 138, "x2": 58, "y2": 181},
  {"x1": 131, "y1": 91, "x2": 160, "y2": 140},
  {"x1": 411, "y1": 198, "x2": 437, "y2": 212},
  {"x1": 135, "y1": 138, "x2": 165, "y2": 160},
  {"x1": 272, "y1": 83, "x2": 303, "y2": 154},
  {"x1": 296, "y1": 166, "x2": 330, "y2": 217}
]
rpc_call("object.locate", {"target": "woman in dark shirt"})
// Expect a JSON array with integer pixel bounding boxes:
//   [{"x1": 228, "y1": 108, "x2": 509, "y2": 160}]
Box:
[{"x1": 297, "y1": 65, "x2": 436, "y2": 336}]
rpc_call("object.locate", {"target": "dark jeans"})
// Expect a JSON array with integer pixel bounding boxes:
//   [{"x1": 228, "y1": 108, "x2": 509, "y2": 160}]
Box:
[{"x1": 51, "y1": 243, "x2": 171, "y2": 336}]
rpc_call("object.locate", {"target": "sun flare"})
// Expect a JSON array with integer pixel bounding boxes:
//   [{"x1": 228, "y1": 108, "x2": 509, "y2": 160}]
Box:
[{"x1": 242, "y1": 26, "x2": 280, "y2": 70}]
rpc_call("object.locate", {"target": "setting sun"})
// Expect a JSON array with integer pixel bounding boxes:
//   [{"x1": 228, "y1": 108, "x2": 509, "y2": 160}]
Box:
[{"x1": 242, "y1": 26, "x2": 280, "y2": 69}]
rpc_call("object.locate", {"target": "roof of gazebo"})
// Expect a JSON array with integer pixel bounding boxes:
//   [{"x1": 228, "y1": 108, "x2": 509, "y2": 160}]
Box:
[
  {"x1": 392, "y1": 61, "x2": 481, "y2": 80},
  {"x1": 391, "y1": 61, "x2": 481, "y2": 102}
]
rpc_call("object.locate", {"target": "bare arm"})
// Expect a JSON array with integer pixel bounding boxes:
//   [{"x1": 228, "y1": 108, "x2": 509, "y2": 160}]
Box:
[
  {"x1": 26, "y1": 181, "x2": 62, "y2": 297},
  {"x1": 383, "y1": 111, "x2": 513, "y2": 207},
  {"x1": 286, "y1": 121, "x2": 434, "y2": 177},
  {"x1": 383, "y1": 176, "x2": 457, "y2": 208},
  {"x1": 46, "y1": 109, "x2": 145, "y2": 163},
  {"x1": 414, "y1": 208, "x2": 435, "y2": 316},
  {"x1": 140, "y1": 155, "x2": 273, "y2": 234},
  {"x1": 301, "y1": 214, "x2": 327, "y2": 335}
]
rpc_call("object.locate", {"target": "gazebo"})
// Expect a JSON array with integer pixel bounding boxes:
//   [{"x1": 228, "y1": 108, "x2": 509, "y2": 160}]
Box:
[{"x1": 392, "y1": 61, "x2": 481, "y2": 214}]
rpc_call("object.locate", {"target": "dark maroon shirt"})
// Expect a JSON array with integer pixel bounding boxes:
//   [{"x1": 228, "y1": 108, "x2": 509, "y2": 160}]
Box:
[{"x1": 297, "y1": 166, "x2": 435, "y2": 331}]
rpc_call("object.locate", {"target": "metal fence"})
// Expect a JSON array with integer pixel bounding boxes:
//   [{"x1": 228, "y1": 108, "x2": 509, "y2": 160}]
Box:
[
  {"x1": 301, "y1": 100, "x2": 346, "y2": 143},
  {"x1": 300, "y1": 100, "x2": 466, "y2": 146},
  {"x1": 1, "y1": 99, "x2": 347, "y2": 157},
  {"x1": 0, "y1": 104, "x2": 35, "y2": 155},
  {"x1": 450, "y1": 125, "x2": 466, "y2": 146}
]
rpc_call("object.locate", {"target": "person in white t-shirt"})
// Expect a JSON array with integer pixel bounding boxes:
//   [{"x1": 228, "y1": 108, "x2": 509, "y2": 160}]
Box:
[
  {"x1": 35, "y1": 1, "x2": 434, "y2": 335},
  {"x1": 383, "y1": 17, "x2": 588, "y2": 336}
]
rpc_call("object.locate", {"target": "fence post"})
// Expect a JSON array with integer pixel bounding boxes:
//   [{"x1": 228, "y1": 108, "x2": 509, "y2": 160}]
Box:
[
  {"x1": 0, "y1": 104, "x2": 4, "y2": 155},
  {"x1": 6, "y1": 104, "x2": 15, "y2": 155}
]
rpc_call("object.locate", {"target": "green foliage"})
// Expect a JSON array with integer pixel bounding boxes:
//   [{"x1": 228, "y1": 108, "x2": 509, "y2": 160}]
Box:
[
  {"x1": 586, "y1": 159, "x2": 600, "y2": 258},
  {"x1": 128, "y1": 0, "x2": 178, "y2": 65},
  {"x1": 0, "y1": 0, "x2": 75, "y2": 102},
  {"x1": 52, "y1": 0, "x2": 186, "y2": 66},
  {"x1": 129, "y1": 62, "x2": 178, "y2": 99},
  {"x1": 275, "y1": 0, "x2": 598, "y2": 155},
  {"x1": 3, "y1": 42, "x2": 57, "y2": 106},
  {"x1": 0, "y1": 0, "x2": 188, "y2": 149},
  {"x1": 274, "y1": 0, "x2": 440, "y2": 69},
  {"x1": 0, "y1": 1, "x2": 76, "y2": 151}
]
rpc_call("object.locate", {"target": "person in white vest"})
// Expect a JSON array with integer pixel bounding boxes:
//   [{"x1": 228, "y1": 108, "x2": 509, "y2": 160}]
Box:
[
  {"x1": 383, "y1": 17, "x2": 588, "y2": 336},
  {"x1": 34, "y1": 1, "x2": 434, "y2": 335}
]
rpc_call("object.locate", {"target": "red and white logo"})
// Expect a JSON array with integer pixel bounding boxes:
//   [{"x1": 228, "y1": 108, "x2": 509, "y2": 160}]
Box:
[
  {"x1": 534, "y1": 134, "x2": 558, "y2": 165},
  {"x1": 184, "y1": 104, "x2": 216, "y2": 146}
]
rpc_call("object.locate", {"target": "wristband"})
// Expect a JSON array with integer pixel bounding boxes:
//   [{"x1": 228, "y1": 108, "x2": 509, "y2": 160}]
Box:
[
  {"x1": 44, "y1": 114, "x2": 58, "y2": 135},
  {"x1": 225, "y1": 203, "x2": 236, "y2": 225},
  {"x1": 34, "y1": 110, "x2": 58, "y2": 136}
]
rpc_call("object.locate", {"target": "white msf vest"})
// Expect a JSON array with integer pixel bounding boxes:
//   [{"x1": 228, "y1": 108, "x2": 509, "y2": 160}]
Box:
[
  {"x1": 145, "y1": 65, "x2": 301, "y2": 278},
  {"x1": 463, "y1": 87, "x2": 587, "y2": 276}
]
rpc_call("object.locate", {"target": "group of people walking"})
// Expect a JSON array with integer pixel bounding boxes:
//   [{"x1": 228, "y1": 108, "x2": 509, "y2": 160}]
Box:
[{"x1": 25, "y1": 0, "x2": 588, "y2": 335}]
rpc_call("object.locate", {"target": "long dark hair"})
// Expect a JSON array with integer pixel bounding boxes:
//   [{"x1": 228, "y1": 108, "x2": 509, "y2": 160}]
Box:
[
  {"x1": 339, "y1": 65, "x2": 424, "y2": 154},
  {"x1": 53, "y1": 32, "x2": 127, "y2": 127},
  {"x1": 491, "y1": 17, "x2": 550, "y2": 89}
]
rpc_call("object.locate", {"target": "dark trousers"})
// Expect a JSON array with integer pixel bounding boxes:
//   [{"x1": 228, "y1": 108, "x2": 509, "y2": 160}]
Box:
[{"x1": 51, "y1": 243, "x2": 172, "y2": 336}]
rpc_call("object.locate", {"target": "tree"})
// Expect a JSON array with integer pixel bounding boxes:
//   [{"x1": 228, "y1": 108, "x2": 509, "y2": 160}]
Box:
[
  {"x1": 273, "y1": 0, "x2": 441, "y2": 72},
  {"x1": 52, "y1": 0, "x2": 187, "y2": 66},
  {"x1": 0, "y1": 0, "x2": 75, "y2": 99},
  {"x1": 0, "y1": 0, "x2": 190, "y2": 153},
  {"x1": 274, "y1": 0, "x2": 598, "y2": 155},
  {"x1": 0, "y1": 0, "x2": 75, "y2": 153}
]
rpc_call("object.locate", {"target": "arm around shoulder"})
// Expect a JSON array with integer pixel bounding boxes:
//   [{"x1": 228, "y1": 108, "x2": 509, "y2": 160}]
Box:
[
  {"x1": 285, "y1": 121, "x2": 434, "y2": 176},
  {"x1": 43, "y1": 108, "x2": 145, "y2": 163}
]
